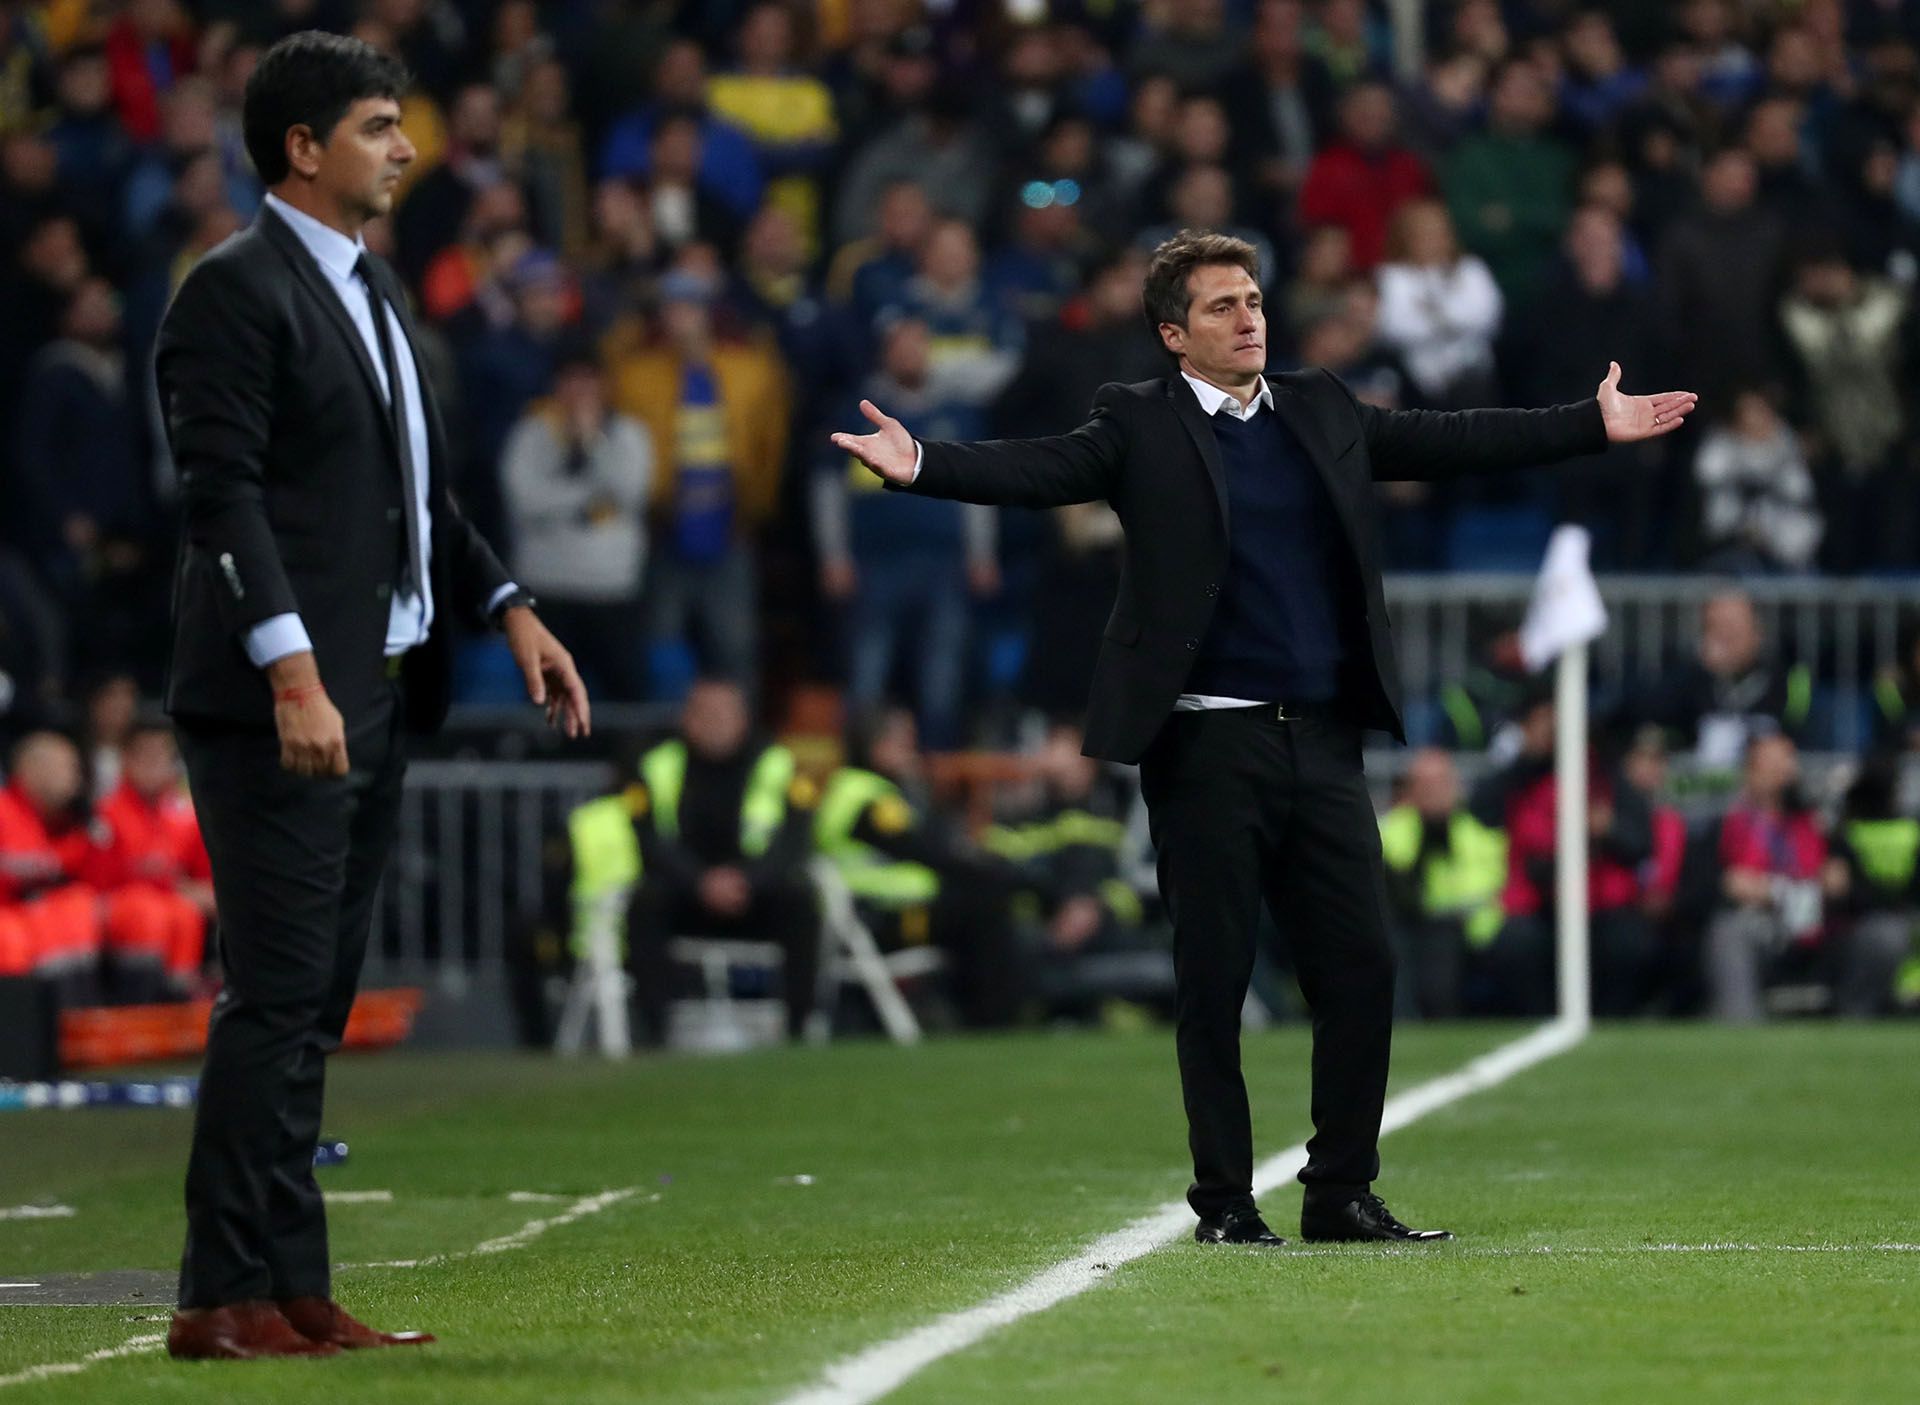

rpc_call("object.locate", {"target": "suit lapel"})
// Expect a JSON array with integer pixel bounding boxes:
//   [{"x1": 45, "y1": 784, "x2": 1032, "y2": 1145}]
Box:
[
  {"x1": 257, "y1": 206, "x2": 399, "y2": 455},
  {"x1": 1268, "y1": 373, "x2": 1366, "y2": 542},
  {"x1": 1168, "y1": 377, "x2": 1229, "y2": 534}
]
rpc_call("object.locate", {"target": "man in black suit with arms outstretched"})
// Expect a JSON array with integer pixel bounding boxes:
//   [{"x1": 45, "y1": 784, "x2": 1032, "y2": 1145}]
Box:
[
  {"x1": 834, "y1": 230, "x2": 1694, "y2": 1246},
  {"x1": 157, "y1": 32, "x2": 590, "y2": 1359}
]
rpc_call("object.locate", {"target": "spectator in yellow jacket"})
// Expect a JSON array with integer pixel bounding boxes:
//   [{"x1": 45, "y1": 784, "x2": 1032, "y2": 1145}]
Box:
[{"x1": 609, "y1": 265, "x2": 789, "y2": 689}]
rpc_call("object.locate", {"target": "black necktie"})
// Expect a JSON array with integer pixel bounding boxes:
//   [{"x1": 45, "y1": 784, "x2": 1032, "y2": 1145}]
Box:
[{"x1": 354, "y1": 253, "x2": 425, "y2": 598}]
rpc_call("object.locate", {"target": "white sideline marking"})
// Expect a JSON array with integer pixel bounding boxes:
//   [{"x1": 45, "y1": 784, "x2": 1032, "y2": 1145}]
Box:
[
  {"x1": 323, "y1": 1189, "x2": 394, "y2": 1204},
  {"x1": 0, "y1": 1334, "x2": 164, "y2": 1391},
  {"x1": 780, "y1": 1018, "x2": 1588, "y2": 1405},
  {"x1": 351, "y1": 1187, "x2": 650, "y2": 1269},
  {"x1": 506, "y1": 1191, "x2": 571, "y2": 1204},
  {"x1": 0, "y1": 1205, "x2": 76, "y2": 1222}
]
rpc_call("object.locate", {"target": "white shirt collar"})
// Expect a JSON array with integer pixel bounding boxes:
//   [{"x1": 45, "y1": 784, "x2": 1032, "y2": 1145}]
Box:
[
  {"x1": 1180, "y1": 371, "x2": 1273, "y2": 421},
  {"x1": 264, "y1": 192, "x2": 366, "y2": 283}
]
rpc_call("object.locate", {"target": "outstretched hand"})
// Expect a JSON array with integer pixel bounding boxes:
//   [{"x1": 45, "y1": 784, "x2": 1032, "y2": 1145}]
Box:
[
  {"x1": 1597, "y1": 362, "x2": 1697, "y2": 443},
  {"x1": 829, "y1": 400, "x2": 917, "y2": 485}
]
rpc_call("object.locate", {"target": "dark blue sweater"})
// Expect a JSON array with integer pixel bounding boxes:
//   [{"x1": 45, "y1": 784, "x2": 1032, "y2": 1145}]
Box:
[{"x1": 1185, "y1": 405, "x2": 1363, "y2": 703}]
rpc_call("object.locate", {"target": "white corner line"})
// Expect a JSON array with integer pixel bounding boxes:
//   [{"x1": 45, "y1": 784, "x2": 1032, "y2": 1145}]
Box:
[
  {"x1": 0, "y1": 1333, "x2": 165, "y2": 1391},
  {"x1": 1, "y1": 1190, "x2": 656, "y2": 1387},
  {"x1": 778, "y1": 1018, "x2": 1589, "y2": 1405},
  {"x1": 0, "y1": 1205, "x2": 77, "y2": 1222}
]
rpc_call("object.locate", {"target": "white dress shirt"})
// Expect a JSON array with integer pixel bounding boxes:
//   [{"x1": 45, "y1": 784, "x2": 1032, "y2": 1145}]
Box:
[{"x1": 245, "y1": 194, "x2": 515, "y2": 667}]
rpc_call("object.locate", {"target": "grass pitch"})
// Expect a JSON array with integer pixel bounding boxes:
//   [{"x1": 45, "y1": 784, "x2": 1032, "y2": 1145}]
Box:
[{"x1": 2, "y1": 1023, "x2": 1915, "y2": 1403}]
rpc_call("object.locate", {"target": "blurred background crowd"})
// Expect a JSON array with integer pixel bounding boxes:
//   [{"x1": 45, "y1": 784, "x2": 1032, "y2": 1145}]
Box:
[{"x1": 4, "y1": 0, "x2": 1920, "y2": 1034}]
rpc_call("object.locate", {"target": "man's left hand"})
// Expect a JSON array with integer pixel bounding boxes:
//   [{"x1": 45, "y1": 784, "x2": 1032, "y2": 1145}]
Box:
[
  {"x1": 503, "y1": 606, "x2": 591, "y2": 738},
  {"x1": 1048, "y1": 894, "x2": 1104, "y2": 952},
  {"x1": 1597, "y1": 362, "x2": 1697, "y2": 443}
]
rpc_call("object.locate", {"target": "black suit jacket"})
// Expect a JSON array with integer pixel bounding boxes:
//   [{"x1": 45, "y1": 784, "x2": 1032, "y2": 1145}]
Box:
[
  {"x1": 913, "y1": 370, "x2": 1607, "y2": 763},
  {"x1": 156, "y1": 204, "x2": 511, "y2": 734}
]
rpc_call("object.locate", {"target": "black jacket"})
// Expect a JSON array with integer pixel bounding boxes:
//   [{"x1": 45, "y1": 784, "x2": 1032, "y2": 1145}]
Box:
[
  {"x1": 912, "y1": 370, "x2": 1607, "y2": 762},
  {"x1": 156, "y1": 204, "x2": 511, "y2": 734}
]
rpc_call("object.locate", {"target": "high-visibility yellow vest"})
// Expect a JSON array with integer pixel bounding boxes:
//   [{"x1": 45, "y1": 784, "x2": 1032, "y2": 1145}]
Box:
[
  {"x1": 1844, "y1": 817, "x2": 1920, "y2": 1006},
  {"x1": 565, "y1": 789, "x2": 645, "y2": 959},
  {"x1": 1378, "y1": 805, "x2": 1509, "y2": 948},
  {"x1": 639, "y1": 739, "x2": 795, "y2": 858},
  {"x1": 981, "y1": 807, "x2": 1141, "y2": 925},
  {"x1": 1843, "y1": 817, "x2": 1920, "y2": 893},
  {"x1": 812, "y1": 767, "x2": 939, "y2": 907}
]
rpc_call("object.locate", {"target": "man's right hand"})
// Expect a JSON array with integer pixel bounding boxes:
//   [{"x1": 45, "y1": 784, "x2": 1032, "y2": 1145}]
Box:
[
  {"x1": 829, "y1": 400, "x2": 917, "y2": 485},
  {"x1": 268, "y1": 651, "x2": 349, "y2": 777},
  {"x1": 699, "y1": 865, "x2": 752, "y2": 917}
]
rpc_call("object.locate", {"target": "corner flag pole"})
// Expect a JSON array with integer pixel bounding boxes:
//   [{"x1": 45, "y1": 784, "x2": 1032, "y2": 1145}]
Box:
[
  {"x1": 1520, "y1": 525, "x2": 1604, "y2": 1032},
  {"x1": 1554, "y1": 640, "x2": 1592, "y2": 1030}
]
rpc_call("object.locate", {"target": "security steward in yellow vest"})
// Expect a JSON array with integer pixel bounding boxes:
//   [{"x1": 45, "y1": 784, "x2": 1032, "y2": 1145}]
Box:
[
  {"x1": 626, "y1": 678, "x2": 820, "y2": 1044},
  {"x1": 816, "y1": 707, "x2": 1026, "y2": 1028},
  {"x1": 1824, "y1": 756, "x2": 1919, "y2": 1016},
  {"x1": 978, "y1": 722, "x2": 1174, "y2": 1020},
  {"x1": 1378, "y1": 748, "x2": 1508, "y2": 1019}
]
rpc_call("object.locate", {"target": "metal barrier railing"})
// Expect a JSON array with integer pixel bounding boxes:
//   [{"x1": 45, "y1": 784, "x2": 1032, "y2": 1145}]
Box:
[
  {"x1": 1385, "y1": 575, "x2": 1920, "y2": 752},
  {"x1": 364, "y1": 760, "x2": 612, "y2": 991},
  {"x1": 370, "y1": 578, "x2": 1920, "y2": 987}
]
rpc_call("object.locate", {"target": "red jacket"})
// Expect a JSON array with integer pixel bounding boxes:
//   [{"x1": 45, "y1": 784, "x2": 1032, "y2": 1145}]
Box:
[
  {"x1": 0, "y1": 783, "x2": 94, "y2": 904},
  {"x1": 1496, "y1": 766, "x2": 1647, "y2": 918},
  {"x1": 1299, "y1": 142, "x2": 1433, "y2": 270},
  {"x1": 1718, "y1": 802, "x2": 1826, "y2": 881},
  {"x1": 1645, "y1": 805, "x2": 1687, "y2": 905},
  {"x1": 105, "y1": 16, "x2": 197, "y2": 144},
  {"x1": 89, "y1": 782, "x2": 211, "y2": 893}
]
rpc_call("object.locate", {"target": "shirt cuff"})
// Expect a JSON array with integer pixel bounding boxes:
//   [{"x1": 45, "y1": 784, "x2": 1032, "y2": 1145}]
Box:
[
  {"x1": 244, "y1": 613, "x2": 313, "y2": 669},
  {"x1": 910, "y1": 442, "x2": 922, "y2": 482},
  {"x1": 486, "y1": 582, "x2": 522, "y2": 616}
]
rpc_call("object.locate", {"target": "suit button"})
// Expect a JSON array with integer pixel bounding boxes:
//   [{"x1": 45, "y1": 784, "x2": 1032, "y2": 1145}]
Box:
[
  {"x1": 387, "y1": 506, "x2": 402, "y2": 522},
  {"x1": 1185, "y1": 638, "x2": 1198, "y2": 651},
  {"x1": 375, "y1": 582, "x2": 391, "y2": 600}
]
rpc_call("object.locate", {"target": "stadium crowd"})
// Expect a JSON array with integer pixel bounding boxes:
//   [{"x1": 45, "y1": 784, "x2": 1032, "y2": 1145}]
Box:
[{"x1": 3, "y1": 0, "x2": 1920, "y2": 1025}]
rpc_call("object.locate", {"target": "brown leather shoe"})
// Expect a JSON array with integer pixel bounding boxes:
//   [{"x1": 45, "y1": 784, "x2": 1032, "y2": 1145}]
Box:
[
  {"x1": 279, "y1": 1296, "x2": 436, "y2": 1349},
  {"x1": 168, "y1": 1301, "x2": 342, "y2": 1360}
]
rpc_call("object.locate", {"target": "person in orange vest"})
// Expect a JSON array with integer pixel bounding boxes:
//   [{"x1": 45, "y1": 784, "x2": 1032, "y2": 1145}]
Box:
[
  {"x1": 0, "y1": 731, "x2": 103, "y2": 998},
  {"x1": 88, "y1": 723, "x2": 214, "y2": 999}
]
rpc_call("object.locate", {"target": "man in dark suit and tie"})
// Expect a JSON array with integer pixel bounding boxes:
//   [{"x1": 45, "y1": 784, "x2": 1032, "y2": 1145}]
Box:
[
  {"x1": 156, "y1": 32, "x2": 590, "y2": 1359},
  {"x1": 834, "y1": 230, "x2": 1694, "y2": 1247}
]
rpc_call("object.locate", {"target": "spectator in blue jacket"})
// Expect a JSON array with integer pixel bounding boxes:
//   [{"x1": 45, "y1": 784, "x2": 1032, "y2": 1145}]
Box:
[{"x1": 813, "y1": 316, "x2": 997, "y2": 749}]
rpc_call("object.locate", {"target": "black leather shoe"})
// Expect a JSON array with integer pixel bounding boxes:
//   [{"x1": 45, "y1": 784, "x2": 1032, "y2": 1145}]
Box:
[
  {"x1": 1194, "y1": 1207, "x2": 1286, "y2": 1246},
  {"x1": 1300, "y1": 1192, "x2": 1452, "y2": 1243}
]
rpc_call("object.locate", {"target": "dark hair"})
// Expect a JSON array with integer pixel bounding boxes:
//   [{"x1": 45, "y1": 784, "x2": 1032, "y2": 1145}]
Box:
[
  {"x1": 1141, "y1": 229, "x2": 1261, "y2": 346},
  {"x1": 243, "y1": 31, "x2": 409, "y2": 187}
]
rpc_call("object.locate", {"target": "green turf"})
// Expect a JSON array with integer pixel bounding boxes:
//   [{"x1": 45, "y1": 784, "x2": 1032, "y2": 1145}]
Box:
[{"x1": 2, "y1": 1024, "x2": 1915, "y2": 1403}]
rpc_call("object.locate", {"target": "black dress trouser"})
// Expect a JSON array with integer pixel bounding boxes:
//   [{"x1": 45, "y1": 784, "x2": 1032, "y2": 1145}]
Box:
[
  {"x1": 1138, "y1": 707, "x2": 1396, "y2": 1218},
  {"x1": 174, "y1": 678, "x2": 405, "y2": 1308}
]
